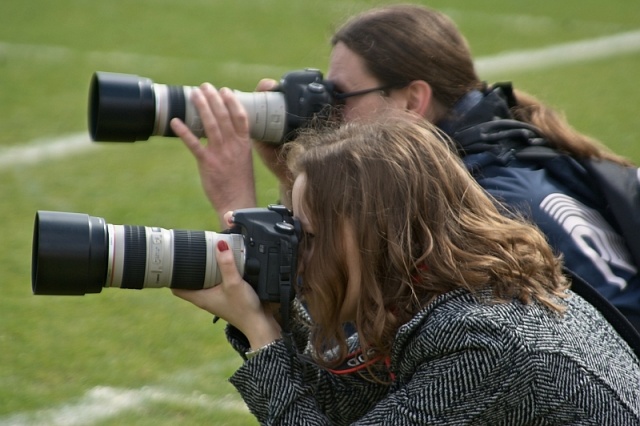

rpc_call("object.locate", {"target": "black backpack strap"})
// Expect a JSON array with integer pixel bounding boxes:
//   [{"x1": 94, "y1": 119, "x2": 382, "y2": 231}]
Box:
[
  {"x1": 566, "y1": 267, "x2": 640, "y2": 359},
  {"x1": 578, "y1": 158, "x2": 640, "y2": 268},
  {"x1": 512, "y1": 145, "x2": 559, "y2": 161}
]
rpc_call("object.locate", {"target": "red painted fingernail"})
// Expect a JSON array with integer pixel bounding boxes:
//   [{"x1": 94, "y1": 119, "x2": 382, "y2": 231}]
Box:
[{"x1": 217, "y1": 240, "x2": 229, "y2": 252}]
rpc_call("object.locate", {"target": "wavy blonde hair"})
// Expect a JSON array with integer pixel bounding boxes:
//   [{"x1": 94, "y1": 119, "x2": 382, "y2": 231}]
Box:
[{"x1": 287, "y1": 116, "x2": 569, "y2": 368}]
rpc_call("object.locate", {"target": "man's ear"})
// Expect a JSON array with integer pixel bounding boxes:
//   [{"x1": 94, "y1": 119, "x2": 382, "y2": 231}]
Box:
[{"x1": 404, "y1": 80, "x2": 433, "y2": 118}]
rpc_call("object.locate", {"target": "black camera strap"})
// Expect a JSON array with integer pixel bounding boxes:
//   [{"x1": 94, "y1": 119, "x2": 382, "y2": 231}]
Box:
[{"x1": 277, "y1": 235, "x2": 298, "y2": 360}]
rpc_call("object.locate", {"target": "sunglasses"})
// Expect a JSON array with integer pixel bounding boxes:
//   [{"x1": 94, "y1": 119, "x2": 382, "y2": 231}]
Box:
[{"x1": 332, "y1": 83, "x2": 406, "y2": 102}]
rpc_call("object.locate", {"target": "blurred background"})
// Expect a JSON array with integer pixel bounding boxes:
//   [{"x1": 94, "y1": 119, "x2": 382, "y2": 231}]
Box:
[{"x1": 1, "y1": 0, "x2": 639, "y2": 424}]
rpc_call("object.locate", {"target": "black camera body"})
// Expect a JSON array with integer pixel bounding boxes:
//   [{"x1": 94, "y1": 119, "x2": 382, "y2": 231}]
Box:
[
  {"x1": 227, "y1": 205, "x2": 299, "y2": 303},
  {"x1": 277, "y1": 69, "x2": 335, "y2": 140},
  {"x1": 89, "y1": 69, "x2": 335, "y2": 143},
  {"x1": 32, "y1": 205, "x2": 300, "y2": 303}
]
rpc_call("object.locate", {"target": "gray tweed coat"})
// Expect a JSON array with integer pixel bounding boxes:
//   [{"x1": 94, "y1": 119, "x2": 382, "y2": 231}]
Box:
[{"x1": 227, "y1": 290, "x2": 640, "y2": 425}]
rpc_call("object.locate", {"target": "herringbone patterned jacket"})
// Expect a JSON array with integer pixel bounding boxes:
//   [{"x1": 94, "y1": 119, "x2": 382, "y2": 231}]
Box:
[{"x1": 228, "y1": 290, "x2": 640, "y2": 425}]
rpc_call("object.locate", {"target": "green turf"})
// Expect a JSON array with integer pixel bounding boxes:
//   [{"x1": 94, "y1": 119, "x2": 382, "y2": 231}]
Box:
[{"x1": 1, "y1": 0, "x2": 639, "y2": 424}]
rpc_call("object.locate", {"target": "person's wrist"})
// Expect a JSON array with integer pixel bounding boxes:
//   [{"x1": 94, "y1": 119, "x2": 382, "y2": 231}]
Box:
[
  {"x1": 244, "y1": 315, "x2": 281, "y2": 352},
  {"x1": 245, "y1": 339, "x2": 281, "y2": 360}
]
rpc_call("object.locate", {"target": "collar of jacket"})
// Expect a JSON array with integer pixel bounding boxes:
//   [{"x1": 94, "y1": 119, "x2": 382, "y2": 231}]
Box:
[{"x1": 436, "y1": 86, "x2": 547, "y2": 158}]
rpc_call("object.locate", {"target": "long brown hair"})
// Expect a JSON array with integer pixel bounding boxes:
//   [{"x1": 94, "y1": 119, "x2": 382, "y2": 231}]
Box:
[
  {"x1": 331, "y1": 4, "x2": 632, "y2": 166},
  {"x1": 287, "y1": 116, "x2": 569, "y2": 368}
]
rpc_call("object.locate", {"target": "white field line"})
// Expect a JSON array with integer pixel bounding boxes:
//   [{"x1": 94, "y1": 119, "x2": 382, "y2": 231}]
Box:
[
  {"x1": 1, "y1": 29, "x2": 639, "y2": 424},
  {"x1": 475, "y1": 30, "x2": 640, "y2": 75},
  {"x1": 0, "y1": 386, "x2": 248, "y2": 426},
  {"x1": 0, "y1": 133, "x2": 96, "y2": 170}
]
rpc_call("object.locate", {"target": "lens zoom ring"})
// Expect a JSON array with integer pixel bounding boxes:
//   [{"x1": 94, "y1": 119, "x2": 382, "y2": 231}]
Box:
[
  {"x1": 164, "y1": 85, "x2": 186, "y2": 136},
  {"x1": 122, "y1": 225, "x2": 147, "y2": 289},
  {"x1": 172, "y1": 230, "x2": 206, "y2": 289}
]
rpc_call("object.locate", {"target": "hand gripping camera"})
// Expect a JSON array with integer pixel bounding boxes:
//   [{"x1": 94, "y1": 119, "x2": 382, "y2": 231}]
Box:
[
  {"x1": 89, "y1": 69, "x2": 335, "y2": 143},
  {"x1": 32, "y1": 205, "x2": 299, "y2": 303}
]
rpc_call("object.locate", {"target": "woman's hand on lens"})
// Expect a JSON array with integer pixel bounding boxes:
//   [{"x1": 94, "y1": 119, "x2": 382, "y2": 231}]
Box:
[
  {"x1": 170, "y1": 84, "x2": 257, "y2": 226},
  {"x1": 172, "y1": 238, "x2": 281, "y2": 349}
]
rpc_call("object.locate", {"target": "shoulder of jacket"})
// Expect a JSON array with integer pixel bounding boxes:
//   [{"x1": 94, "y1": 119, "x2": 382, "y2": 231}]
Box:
[{"x1": 396, "y1": 290, "x2": 523, "y2": 347}]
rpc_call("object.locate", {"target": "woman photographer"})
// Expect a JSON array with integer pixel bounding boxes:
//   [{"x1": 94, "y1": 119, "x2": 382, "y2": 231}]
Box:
[
  {"x1": 173, "y1": 116, "x2": 640, "y2": 424},
  {"x1": 171, "y1": 4, "x2": 640, "y2": 331}
]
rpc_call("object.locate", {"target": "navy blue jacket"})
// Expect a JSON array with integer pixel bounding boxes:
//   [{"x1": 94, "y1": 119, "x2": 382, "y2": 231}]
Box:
[{"x1": 439, "y1": 87, "x2": 640, "y2": 330}]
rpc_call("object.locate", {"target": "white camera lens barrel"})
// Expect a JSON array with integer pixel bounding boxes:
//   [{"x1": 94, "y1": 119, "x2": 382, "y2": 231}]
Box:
[
  {"x1": 234, "y1": 90, "x2": 286, "y2": 142},
  {"x1": 31, "y1": 211, "x2": 246, "y2": 295},
  {"x1": 153, "y1": 84, "x2": 287, "y2": 143},
  {"x1": 90, "y1": 72, "x2": 288, "y2": 143},
  {"x1": 106, "y1": 225, "x2": 245, "y2": 290}
]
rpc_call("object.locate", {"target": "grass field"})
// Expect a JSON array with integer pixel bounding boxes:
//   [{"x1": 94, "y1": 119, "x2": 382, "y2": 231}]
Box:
[{"x1": 1, "y1": 0, "x2": 639, "y2": 424}]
